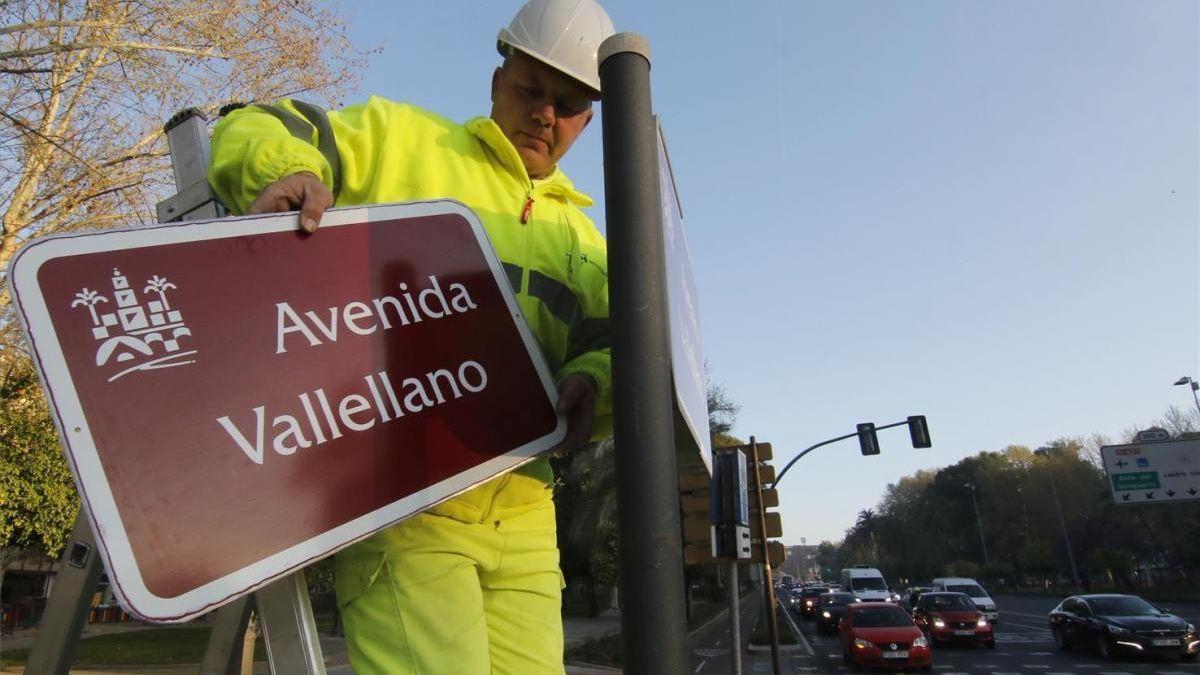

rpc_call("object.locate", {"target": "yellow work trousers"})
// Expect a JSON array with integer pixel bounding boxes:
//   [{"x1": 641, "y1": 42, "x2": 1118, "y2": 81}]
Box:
[{"x1": 334, "y1": 466, "x2": 565, "y2": 675}]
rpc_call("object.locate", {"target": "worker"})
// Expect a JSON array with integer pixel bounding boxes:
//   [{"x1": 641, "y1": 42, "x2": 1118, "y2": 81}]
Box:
[{"x1": 207, "y1": 0, "x2": 615, "y2": 672}]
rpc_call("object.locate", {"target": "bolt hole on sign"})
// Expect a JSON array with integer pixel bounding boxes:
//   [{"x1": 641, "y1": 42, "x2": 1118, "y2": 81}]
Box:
[{"x1": 7, "y1": 201, "x2": 565, "y2": 622}]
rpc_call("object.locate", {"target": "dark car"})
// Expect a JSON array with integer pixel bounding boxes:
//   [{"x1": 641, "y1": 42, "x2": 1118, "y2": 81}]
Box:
[
  {"x1": 839, "y1": 602, "x2": 932, "y2": 670},
  {"x1": 912, "y1": 592, "x2": 994, "y2": 648},
  {"x1": 1049, "y1": 594, "x2": 1199, "y2": 661},
  {"x1": 798, "y1": 585, "x2": 828, "y2": 619},
  {"x1": 816, "y1": 591, "x2": 856, "y2": 635}
]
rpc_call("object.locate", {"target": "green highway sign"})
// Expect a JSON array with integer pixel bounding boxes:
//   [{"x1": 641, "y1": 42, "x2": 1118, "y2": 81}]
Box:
[{"x1": 1112, "y1": 472, "x2": 1160, "y2": 491}]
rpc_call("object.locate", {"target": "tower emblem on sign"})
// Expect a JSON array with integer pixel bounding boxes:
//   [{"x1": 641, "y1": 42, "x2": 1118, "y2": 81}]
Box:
[{"x1": 71, "y1": 269, "x2": 196, "y2": 381}]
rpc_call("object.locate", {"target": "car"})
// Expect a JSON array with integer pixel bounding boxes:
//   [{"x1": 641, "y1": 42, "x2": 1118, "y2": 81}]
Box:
[
  {"x1": 816, "y1": 591, "x2": 856, "y2": 635},
  {"x1": 911, "y1": 592, "x2": 995, "y2": 648},
  {"x1": 843, "y1": 566, "x2": 898, "y2": 603},
  {"x1": 798, "y1": 585, "x2": 828, "y2": 619},
  {"x1": 931, "y1": 577, "x2": 998, "y2": 622},
  {"x1": 1049, "y1": 594, "x2": 1199, "y2": 661},
  {"x1": 839, "y1": 602, "x2": 932, "y2": 670}
]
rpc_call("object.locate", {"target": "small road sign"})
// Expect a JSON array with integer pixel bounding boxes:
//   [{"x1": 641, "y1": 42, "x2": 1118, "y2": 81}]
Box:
[
  {"x1": 8, "y1": 201, "x2": 564, "y2": 622},
  {"x1": 1100, "y1": 439, "x2": 1200, "y2": 505}
]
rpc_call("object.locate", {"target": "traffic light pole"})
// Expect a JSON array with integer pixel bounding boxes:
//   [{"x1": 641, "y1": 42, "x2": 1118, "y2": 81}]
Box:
[
  {"x1": 750, "y1": 437, "x2": 782, "y2": 675},
  {"x1": 772, "y1": 419, "x2": 910, "y2": 488}
]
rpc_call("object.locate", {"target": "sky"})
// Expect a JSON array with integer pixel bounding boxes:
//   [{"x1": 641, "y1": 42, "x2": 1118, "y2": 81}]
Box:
[{"x1": 338, "y1": 0, "x2": 1199, "y2": 544}]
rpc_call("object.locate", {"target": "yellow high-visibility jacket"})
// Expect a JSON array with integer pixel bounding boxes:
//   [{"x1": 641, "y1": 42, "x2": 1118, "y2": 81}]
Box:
[{"x1": 208, "y1": 97, "x2": 612, "y2": 489}]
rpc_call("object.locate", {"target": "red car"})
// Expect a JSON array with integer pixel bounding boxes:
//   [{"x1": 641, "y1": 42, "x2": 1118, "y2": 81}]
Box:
[
  {"x1": 840, "y1": 602, "x2": 932, "y2": 670},
  {"x1": 912, "y1": 592, "x2": 995, "y2": 648}
]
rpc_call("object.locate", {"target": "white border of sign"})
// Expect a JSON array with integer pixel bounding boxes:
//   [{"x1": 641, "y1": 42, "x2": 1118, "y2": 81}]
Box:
[
  {"x1": 8, "y1": 200, "x2": 565, "y2": 622},
  {"x1": 657, "y1": 120, "x2": 712, "y2": 474}
]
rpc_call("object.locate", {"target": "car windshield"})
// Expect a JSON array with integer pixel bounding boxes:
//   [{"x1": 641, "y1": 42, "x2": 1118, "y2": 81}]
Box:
[
  {"x1": 851, "y1": 578, "x2": 888, "y2": 591},
  {"x1": 802, "y1": 588, "x2": 825, "y2": 597},
  {"x1": 1089, "y1": 596, "x2": 1163, "y2": 616},
  {"x1": 822, "y1": 593, "x2": 855, "y2": 606},
  {"x1": 946, "y1": 584, "x2": 987, "y2": 597},
  {"x1": 920, "y1": 594, "x2": 975, "y2": 611},
  {"x1": 851, "y1": 607, "x2": 913, "y2": 628}
]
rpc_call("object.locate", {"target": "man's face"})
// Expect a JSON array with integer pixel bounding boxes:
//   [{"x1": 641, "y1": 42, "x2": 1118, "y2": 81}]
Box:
[{"x1": 491, "y1": 52, "x2": 595, "y2": 179}]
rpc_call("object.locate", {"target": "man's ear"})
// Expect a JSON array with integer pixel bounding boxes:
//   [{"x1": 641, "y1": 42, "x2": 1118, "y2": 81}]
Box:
[{"x1": 491, "y1": 67, "x2": 503, "y2": 102}]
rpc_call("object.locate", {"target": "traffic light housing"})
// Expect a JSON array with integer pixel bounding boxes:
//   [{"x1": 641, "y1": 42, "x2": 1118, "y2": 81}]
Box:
[
  {"x1": 908, "y1": 415, "x2": 932, "y2": 448},
  {"x1": 857, "y1": 423, "x2": 880, "y2": 455}
]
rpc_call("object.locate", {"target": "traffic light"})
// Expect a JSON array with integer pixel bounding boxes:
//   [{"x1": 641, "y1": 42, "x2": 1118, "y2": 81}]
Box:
[
  {"x1": 856, "y1": 423, "x2": 880, "y2": 455},
  {"x1": 907, "y1": 415, "x2": 932, "y2": 448}
]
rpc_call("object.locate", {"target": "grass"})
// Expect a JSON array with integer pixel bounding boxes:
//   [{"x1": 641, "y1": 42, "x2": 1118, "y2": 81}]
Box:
[{"x1": 0, "y1": 625, "x2": 270, "y2": 668}]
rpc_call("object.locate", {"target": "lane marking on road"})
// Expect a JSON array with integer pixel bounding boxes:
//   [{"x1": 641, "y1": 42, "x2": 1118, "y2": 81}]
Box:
[
  {"x1": 695, "y1": 660, "x2": 705, "y2": 673},
  {"x1": 943, "y1": 672, "x2": 970, "y2": 675},
  {"x1": 933, "y1": 666, "x2": 952, "y2": 670},
  {"x1": 827, "y1": 653, "x2": 841, "y2": 658},
  {"x1": 1022, "y1": 665, "x2": 1050, "y2": 669},
  {"x1": 1003, "y1": 610, "x2": 1059, "y2": 619},
  {"x1": 1046, "y1": 672, "x2": 1075, "y2": 675},
  {"x1": 1156, "y1": 672, "x2": 1198, "y2": 675},
  {"x1": 1073, "y1": 665, "x2": 1100, "y2": 668},
  {"x1": 1028, "y1": 652, "x2": 1054, "y2": 655},
  {"x1": 1098, "y1": 671, "x2": 1136, "y2": 675},
  {"x1": 989, "y1": 671, "x2": 1023, "y2": 675}
]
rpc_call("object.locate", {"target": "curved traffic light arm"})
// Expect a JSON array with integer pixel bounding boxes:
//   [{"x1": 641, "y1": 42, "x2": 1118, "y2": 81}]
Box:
[{"x1": 771, "y1": 416, "x2": 930, "y2": 489}]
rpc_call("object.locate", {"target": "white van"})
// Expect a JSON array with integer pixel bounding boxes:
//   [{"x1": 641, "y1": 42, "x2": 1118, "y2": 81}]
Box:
[
  {"x1": 931, "y1": 577, "x2": 998, "y2": 621},
  {"x1": 840, "y1": 566, "x2": 896, "y2": 602}
]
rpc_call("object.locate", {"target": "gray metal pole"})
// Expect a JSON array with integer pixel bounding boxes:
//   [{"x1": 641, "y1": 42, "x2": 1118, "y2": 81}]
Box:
[
  {"x1": 22, "y1": 517, "x2": 103, "y2": 675},
  {"x1": 967, "y1": 485, "x2": 989, "y2": 565},
  {"x1": 598, "y1": 32, "x2": 688, "y2": 675},
  {"x1": 1045, "y1": 466, "x2": 1081, "y2": 589},
  {"x1": 726, "y1": 560, "x2": 742, "y2": 675}
]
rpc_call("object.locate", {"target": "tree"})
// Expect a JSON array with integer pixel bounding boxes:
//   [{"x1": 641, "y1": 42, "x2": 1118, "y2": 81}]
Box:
[
  {"x1": 0, "y1": 345, "x2": 78, "y2": 582},
  {"x1": 1, "y1": 0, "x2": 366, "y2": 276},
  {"x1": 0, "y1": 0, "x2": 365, "y2": 565}
]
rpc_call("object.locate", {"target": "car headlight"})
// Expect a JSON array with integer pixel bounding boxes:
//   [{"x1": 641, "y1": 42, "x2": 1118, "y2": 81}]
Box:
[
  {"x1": 854, "y1": 638, "x2": 872, "y2": 650},
  {"x1": 913, "y1": 636, "x2": 929, "y2": 648},
  {"x1": 823, "y1": 611, "x2": 832, "y2": 618},
  {"x1": 977, "y1": 617, "x2": 988, "y2": 628},
  {"x1": 1107, "y1": 624, "x2": 1131, "y2": 634},
  {"x1": 891, "y1": 593, "x2": 901, "y2": 602},
  {"x1": 933, "y1": 618, "x2": 945, "y2": 628},
  {"x1": 806, "y1": 600, "x2": 814, "y2": 606},
  {"x1": 854, "y1": 597, "x2": 862, "y2": 603}
]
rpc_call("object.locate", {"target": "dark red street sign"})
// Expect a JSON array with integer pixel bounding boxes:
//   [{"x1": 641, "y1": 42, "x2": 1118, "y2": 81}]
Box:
[{"x1": 8, "y1": 201, "x2": 564, "y2": 622}]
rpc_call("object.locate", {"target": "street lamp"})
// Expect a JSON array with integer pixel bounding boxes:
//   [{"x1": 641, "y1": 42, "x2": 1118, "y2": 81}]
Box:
[
  {"x1": 1034, "y1": 447, "x2": 1081, "y2": 590},
  {"x1": 963, "y1": 482, "x2": 990, "y2": 565},
  {"x1": 1173, "y1": 376, "x2": 1200, "y2": 418}
]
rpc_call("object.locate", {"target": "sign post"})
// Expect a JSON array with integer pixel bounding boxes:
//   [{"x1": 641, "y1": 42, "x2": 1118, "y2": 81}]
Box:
[
  {"x1": 1100, "y1": 438, "x2": 1200, "y2": 504},
  {"x1": 599, "y1": 32, "x2": 690, "y2": 675}
]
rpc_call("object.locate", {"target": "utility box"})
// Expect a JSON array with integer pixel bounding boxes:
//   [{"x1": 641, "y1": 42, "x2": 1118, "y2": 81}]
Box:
[{"x1": 711, "y1": 448, "x2": 750, "y2": 559}]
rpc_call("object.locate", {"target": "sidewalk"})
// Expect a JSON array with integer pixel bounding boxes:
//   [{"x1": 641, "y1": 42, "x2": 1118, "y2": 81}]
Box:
[{"x1": 0, "y1": 610, "x2": 625, "y2": 674}]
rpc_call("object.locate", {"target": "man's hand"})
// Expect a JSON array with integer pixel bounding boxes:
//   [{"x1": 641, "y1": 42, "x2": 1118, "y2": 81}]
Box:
[
  {"x1": 552, "y1": 372, "x2": 597, "y2": 454},
  {"x1": 247, "y1": 172, "x2": 333, "y2": 234}
]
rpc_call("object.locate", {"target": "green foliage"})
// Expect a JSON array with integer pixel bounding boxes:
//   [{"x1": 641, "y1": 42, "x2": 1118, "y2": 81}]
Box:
[
  {"x1": 822, "y1": 412, "x2": 1200, "y2": 590},
  {"x1": 0, "y1": 349, "x2": 78, "y2": 556}
]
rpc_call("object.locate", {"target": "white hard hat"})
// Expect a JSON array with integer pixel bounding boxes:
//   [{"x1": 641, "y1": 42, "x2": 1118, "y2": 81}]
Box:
[{"x1": 497, "y1": 0, "x2": 615, "y2": 95}]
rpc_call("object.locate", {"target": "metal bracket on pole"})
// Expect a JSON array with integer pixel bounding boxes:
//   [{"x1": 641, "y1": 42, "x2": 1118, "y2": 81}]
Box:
[{"x1": 22, "y1": 516, "x2": 104, "y2": 675}]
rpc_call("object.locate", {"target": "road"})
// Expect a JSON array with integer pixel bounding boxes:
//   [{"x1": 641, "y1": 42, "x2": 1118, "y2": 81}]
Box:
[{"x1": 690, "y1": 593, "x2": 1199, "y2": 675}]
